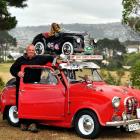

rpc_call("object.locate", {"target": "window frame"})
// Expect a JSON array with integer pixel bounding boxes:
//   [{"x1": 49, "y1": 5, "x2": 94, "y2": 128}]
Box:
[{"x1": 21, "y1": 65, "x2": 60, "y2": 85}]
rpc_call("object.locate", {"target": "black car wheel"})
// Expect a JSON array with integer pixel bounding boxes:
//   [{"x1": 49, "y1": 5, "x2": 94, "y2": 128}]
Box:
[
  {"x1": 34, "y1": 41, "x2": 45, "y2": 55},
  {"x1": 6, "y1": 106, "x2": 19, "y2": 127},
  {"x1": 62, "y1": 41, "x2": 74, "y2": 55},
  {"x1": 74, "y1": 110, "x2": 101, "y2": 139},
  {"x1": 6, "y1": 78, "x2": 16, "y2": 86}
]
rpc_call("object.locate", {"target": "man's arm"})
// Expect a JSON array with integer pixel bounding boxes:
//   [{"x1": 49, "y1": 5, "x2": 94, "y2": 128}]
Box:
[
  {"x1": 39, "y1": 55, "x2": 55, "y2": 64},
  {"x1": 38, "y1": 55, "x2": 62, "y2": 67},
  {"x1": 10, "y1": 57, "x2": 22, "y2": 77}
]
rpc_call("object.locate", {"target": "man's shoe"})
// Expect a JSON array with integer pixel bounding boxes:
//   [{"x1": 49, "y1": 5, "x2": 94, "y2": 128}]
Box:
[
  {"x1": 28, "y1": 123, "x2": 38, "y2": 133},
  {"x1": 20, "y1": 123, "x2": 28, "y2": 131}
]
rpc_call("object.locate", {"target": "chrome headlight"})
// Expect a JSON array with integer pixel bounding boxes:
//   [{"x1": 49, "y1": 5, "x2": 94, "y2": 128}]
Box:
[
  {"x1": 112, "y1": 96, "x2": 121, "y2": 108},
  {"x1": 76, "y1": 38, "x2": 81, "y2": 43}
]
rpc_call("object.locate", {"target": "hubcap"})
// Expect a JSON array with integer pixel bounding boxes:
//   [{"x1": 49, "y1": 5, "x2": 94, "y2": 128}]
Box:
[
  {"x1": 63, "y1": 45, "x2": 71, "y2": 55},
  {"x1": 62, "y1": 42, "x2": 73, "y2": 55},
  {"x1": 35, "y1": 42, "x2": 44, "y2": 55},
  {"x1": 9, "y1": 106, "x2": 19, "y2": 124},
  {"x1": 78, "y1": 115, "x2": 94, "y2": 135}
]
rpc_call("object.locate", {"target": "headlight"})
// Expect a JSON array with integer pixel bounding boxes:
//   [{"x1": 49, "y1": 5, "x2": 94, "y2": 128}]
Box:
[
  {"x1": 76, "y1": 38, "x2": 81, "y2": 43},
  {"x1": 112, "y1": 96, "x2": 121, "y2": 108}
]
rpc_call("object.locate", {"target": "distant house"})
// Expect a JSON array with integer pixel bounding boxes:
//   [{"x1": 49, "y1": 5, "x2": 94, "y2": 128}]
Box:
[
  {"x1": 8, "y1": 51, "x2": 22, "y2": 60},
  {"x1": 123, "y1": 41, "x2": 140, "y2": 53},
  {"x1": 127, "y1": 45, "x2": 140, "y2": 53}
]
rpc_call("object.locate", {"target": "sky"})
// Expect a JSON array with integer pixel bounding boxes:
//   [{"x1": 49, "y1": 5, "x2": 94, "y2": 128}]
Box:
[{"x1": 9, "y1": 0, "x2": 123, "y2": 27}]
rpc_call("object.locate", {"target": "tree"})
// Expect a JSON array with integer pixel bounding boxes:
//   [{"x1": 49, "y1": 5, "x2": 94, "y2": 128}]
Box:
[
  {"x1": 0, "y1": 0, "x2": 27, "y2": 30},
  {"x1": 97, "y1": 38, "x2": 126, "y2": 57},
  {"x1": 0, "y1": 0, "x2": 27, "y2": 61},
  {"x1": 0, "y1": 31, "x2": 16, "y2": 62},
  {"x1": 97, "y1": 38, "x2": 126, "y2": 69},
  {"x1": 131, "y1": 61, "x2": 140, "y2": 88},
  {"x1": 122, "y1": 0, "x2": 140, "y2": 32},
  {"x1": 0, "y1": 31, "x2": 16, "y2": 45}
]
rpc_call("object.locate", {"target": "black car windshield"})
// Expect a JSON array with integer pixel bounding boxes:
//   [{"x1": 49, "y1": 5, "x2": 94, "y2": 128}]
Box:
[{"x1": 63, "y1": 68, "x2": 103, "y2": 83}]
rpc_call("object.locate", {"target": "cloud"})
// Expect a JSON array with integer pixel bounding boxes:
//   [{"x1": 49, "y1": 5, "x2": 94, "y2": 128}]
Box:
[{"x1": 9, "y1": 0, "x2": 123, "y2": 26}]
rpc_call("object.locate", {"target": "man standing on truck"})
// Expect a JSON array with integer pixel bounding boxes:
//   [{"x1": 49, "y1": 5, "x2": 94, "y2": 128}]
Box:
[{"x1": 10, "y1": 44, "x2": 59, "y2": 132}]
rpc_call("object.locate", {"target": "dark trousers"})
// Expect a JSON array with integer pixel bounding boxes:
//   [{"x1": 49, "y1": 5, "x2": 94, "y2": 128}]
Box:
[{"x1": 16, "y1": 79, "x2": 20, "y2": 109}]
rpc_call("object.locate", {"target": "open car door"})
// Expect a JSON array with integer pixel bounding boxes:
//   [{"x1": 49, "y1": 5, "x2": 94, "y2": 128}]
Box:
[{"x1": 18, "y1": 65, "x2": 66, "y2": 120}]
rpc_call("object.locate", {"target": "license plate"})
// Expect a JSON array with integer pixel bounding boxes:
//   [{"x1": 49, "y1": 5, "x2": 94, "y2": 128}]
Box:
[
  {"x1": 137, "y1": 108, "x2": 140, "y2": 119},
  {"x1": 127, "y1": 123, "x2": 140, "y2": 131}
]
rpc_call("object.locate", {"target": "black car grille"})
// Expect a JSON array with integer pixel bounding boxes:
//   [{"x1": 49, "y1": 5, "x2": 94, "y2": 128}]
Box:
[{"x1": 125, "y1": 97, "x2": 138, "y2": 116}]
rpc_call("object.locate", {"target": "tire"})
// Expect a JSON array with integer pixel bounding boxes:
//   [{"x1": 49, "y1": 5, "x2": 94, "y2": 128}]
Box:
[
  {"x1": 74, "y1": 110, "x2": 101, "y2": 139},
  {"x1": 6, "y1": 106, "x2": 19, "y2": 127},
  {"x1": 6, "y1": 78, "x2": 16, "y2": 87},
  {"x1": 120, "y1": 126, "x2": 127, "y2": 132},
  {"x1": 34, "y1": 41, "x2": 45, "y2": 55},
  {"x1": 61, "y1": 42, "x2": 74, "y2": 55}
]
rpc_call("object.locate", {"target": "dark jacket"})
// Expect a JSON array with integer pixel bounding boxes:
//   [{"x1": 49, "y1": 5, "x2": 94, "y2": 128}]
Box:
[{"x1": 10, "y1": 54, "x2": 54, "y2": 86}]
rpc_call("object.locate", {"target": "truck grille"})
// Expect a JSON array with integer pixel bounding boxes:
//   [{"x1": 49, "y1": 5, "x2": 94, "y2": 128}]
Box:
[{"x1": 125, "y1": 97, "x2": 138, "y2": 116}]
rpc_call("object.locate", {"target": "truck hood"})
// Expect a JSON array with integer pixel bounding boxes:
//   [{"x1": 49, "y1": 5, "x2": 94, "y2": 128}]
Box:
[
  {"x1": 94, "y1": 84, "x2": 136, "y2": 99},
  {"x1": 70, "y1": 83, "x2": 139, "y2": 100}
]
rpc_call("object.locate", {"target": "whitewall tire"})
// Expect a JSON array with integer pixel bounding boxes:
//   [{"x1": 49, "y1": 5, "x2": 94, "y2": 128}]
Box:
[
  {"x1": 74, "y1": 110, "x2": 101, "y2": 139},
  {"x1": 62, "y1": 42, "x2": 74, "y2": 55},
  {"x1": 7, "y1": 106, "x2": 19, "y2": 127}
]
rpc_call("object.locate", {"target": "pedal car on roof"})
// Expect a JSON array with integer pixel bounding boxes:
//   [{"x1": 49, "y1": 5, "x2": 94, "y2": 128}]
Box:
[{"x1": 32, "y1": 31, "x2": 96, "y2": 55}]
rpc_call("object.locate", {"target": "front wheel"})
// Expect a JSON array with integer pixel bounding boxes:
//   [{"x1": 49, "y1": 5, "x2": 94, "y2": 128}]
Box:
[
  {"x1": 34, "y1": 41, "x2": 45, "y2": 55},
  {"x1": 74, "y1": 110, "x2": 101, "y2": 139},
  {"x1": 61, "y1": 42, "x2": 74, "y2": 55},
  {"x1": 6, "y1": 106, "x2": 19, "y2": 127}
]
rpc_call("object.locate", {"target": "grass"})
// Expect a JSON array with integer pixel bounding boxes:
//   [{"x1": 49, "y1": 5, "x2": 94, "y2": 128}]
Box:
[
  {"x1": 0, "y1": 63, "x2": 13, "y2": 83},
  {"x1": 0, "y1": 63, "x2": 12, "y2": 73},
  {"x1": 100, "y1": 70, "x2": 130, "y2": 86}
]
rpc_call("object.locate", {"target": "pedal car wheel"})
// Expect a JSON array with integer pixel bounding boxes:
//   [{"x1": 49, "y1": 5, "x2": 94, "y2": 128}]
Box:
[
  {"x1": 7, "y1": 106, "x2": 19, "y2": 127},
  {"x1": 62, "y1": 42, "x2": 74, "y2": 55},
  {"x1": 34, "y1": 41, "x2": 45, "y2": 55},
  {"x1": 74, "y1": 110, "x2": 101, "y2": 139}
]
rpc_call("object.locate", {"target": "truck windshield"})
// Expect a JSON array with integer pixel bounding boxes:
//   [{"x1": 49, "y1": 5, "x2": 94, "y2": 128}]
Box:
[{"x1": 63, "y1": 68, "x2": 103, "y2": 83}]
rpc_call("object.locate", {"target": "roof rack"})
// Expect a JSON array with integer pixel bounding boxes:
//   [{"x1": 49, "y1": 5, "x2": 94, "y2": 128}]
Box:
[{"x1": 69, "y1": 55, "x2": 103, "y2": 61}]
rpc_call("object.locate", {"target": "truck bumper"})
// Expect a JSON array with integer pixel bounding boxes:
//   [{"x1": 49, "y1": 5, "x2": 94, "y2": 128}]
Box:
[{"x1": 106, "y1": 119, "x2": 140, "y2": 126}]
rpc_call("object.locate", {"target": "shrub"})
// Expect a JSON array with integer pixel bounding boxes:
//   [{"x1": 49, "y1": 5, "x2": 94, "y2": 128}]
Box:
[
  {"x1": 124, "y1": 53, "x2": 140, "y2": 66},
  {"x1": 130, "y1": 61, "x2": 140, "y2": 88},
  {"x1": 0, "y1": 77, "x2": 5, "y2": 90}
]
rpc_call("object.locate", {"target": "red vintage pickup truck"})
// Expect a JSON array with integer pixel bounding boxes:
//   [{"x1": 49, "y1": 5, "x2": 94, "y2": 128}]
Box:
[{"x1": 1, "y1": 61, "x2": 140, "y2": 139}]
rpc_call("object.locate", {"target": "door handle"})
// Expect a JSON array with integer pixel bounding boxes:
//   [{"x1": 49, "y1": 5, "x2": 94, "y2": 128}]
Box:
[{"x1": 19, "y1": 89, "x2": 25, "y2": 92}]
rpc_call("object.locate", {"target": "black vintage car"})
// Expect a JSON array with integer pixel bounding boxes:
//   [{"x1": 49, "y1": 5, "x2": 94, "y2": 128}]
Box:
[{"x1": 32, "y1": 31, "x2": 96, "y2": 55}]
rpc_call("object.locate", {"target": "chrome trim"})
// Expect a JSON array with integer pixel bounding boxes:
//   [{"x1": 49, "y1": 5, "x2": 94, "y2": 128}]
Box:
[
  {"x1": 106, "y1": 119, "x2": 140, "y2": 126},
  {"x1": 124, "y1": 96, "x2": 132, "y2": 106},
  {"x1": 124, "y1": 96, "x2": 138, "y2": 117}
]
